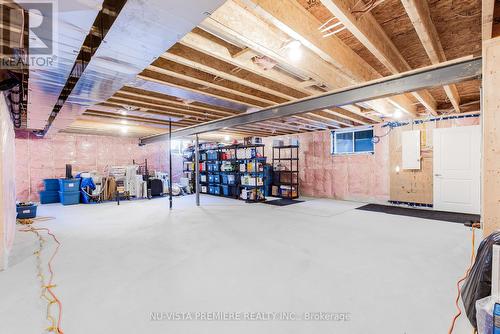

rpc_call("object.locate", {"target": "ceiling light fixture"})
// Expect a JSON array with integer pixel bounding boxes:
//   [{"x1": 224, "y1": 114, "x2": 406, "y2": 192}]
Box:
[
  {"x1": 121, "y1": 126, "x2": 128, "y2": 134},
  {"x1": 224, "y1": 135, "x2": 231, "y2": 141},
  {"x1": 393, "y1": 109, "x2": 403, "y2": 119},
  {"x1": 285, "y1": 40, "x2": 302, "y2": 61}
]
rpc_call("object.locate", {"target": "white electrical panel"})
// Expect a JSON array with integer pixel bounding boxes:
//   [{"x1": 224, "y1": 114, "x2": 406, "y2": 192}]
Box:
[{"x1": 402, "y1": 130, "x2": 421, "y2": 170}]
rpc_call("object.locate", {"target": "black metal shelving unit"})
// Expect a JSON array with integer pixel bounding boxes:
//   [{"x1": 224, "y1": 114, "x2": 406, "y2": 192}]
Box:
[
  {"x1": 237, "y1": 144, "x2": 266, "y2": 203},
  {"x1": 272, "y1": 145, "x2": 299, "y2": 199},
  {"x1": 182, "y1": 148, "x2": 196, "y2": 191},
  {"x1": 185, "y1": 143, "x2": 267, "y2": 202}
]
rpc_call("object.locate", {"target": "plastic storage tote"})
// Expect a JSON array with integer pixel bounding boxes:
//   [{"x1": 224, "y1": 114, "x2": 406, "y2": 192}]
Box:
[
  {"x1": 39, "y1": 191, "x2": 60, "y2": 204},
  {"x1": 59, "y1": 191, "x2": 80, "y2": 205},
  {"x1": 207, "y1": 151, "x2": 218, "y2": 160},
  {"x1": 209, "y1": 185, "x2": 220, "y2": 195},
  {"x1": 59, "y1": 178, "x2": 81, "y2": 192},
  {"x1": 221, "y1": 174, "x2": 236, "y2": 185},
  {"x1": 43, "y1": 179, "x2": 60, "y2": 191},
  {"x1": 221, "y1": 185, "x2": 233, "y2": 196},
  {"x1": 16, "y1": 203, "x2": 37, "y2": 219}
]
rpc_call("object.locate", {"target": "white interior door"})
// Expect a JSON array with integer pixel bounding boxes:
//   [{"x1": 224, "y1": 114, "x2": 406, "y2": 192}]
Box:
[{"x1": 433, "y1": 125, "x2": 481, "y2": 214}]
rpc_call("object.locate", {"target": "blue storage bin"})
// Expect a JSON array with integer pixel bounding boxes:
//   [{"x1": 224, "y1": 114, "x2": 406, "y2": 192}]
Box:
[
  {"x1": 209, "y1": 185, "x2": 220, "y2": 195},
  {"x1": 16, "y1": 203, "x2": 37, "y2": 219},
  {"x1": 43, "y1": 179, "x2": 60, "y2": 191},
  {"x1": 207, "y1": 151, "x2": 218, "y2": 160},
  {"x1": 213, "y1": 174, "x2": 220, "y2": 183},
  {"x1": 39, "y1": 190, "x2": 60, "y2": 204},
  {"x1": 222, "y1": 174, "x2": 236, "y2": 185},
  {"x1": 207, "y1": 163, "x2": 219, "y2": 172},
  {"x1": 59, "y1": 178, "x2": 81, "y2": 192},
  {"x1": 221, "y1": 185, "x2": 233, "y2": 196},
  {"x1": 59, "y1": 191, "x2": 80, "y2": 205}
]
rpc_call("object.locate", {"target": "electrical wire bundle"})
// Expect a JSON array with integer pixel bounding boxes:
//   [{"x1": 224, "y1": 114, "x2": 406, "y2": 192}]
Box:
[
  {"x1": 351, "y1": 0, "x2": 385, "y2": 16},
  {"x1": 19, "y1": 221, "x2": 64, "y2": 334},
  {"x1": 448, "y1": 222, "x2": 481, "y2": 334}
]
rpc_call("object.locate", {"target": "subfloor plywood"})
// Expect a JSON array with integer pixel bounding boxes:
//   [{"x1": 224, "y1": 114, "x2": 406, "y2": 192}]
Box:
[{"x1": 0, "y1": 196, "x2": 475, "y2": 333}]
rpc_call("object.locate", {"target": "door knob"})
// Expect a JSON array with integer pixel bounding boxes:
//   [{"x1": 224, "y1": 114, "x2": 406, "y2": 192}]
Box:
[{"x1": 434, "y1": 174, "x2": 442, "y2": 177}]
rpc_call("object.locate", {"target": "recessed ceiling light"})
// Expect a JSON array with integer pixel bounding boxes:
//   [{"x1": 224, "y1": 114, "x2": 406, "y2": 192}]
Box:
[
  {"x1": 121, "y1": 126, "x2": 128, "y2": 134},
  {"x1": 224, "y1": 135, "x2": 231, "y2": 141}
]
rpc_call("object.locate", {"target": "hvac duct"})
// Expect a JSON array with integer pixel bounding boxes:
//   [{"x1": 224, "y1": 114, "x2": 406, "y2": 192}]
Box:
[
  {"x1": 47, "y1": 0, "x2": 227, "y2": 136},
  {"x1": 26, "y1": 0, "x2": 104, "y2": 130}
]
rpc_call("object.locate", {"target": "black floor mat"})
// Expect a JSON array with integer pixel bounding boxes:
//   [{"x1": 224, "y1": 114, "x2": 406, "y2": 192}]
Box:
[
  {"x1": 263, "y1": 199, "x2": 304, "y2": 206},
  {"x1": 356, "y1": 204, "x2": 480, "y2": 224}
]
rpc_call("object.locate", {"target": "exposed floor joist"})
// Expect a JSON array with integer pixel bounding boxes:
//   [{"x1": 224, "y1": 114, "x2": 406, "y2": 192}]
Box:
[
  {"x1": 234, "y1": 0, "x2": 418, "y2": 117},
  {"x1": 178, "y1": 30, "x2": 381, "y2": 124},
  {"x1": 400, "y1": 0, "x2": 461, "y2": 113},
  {"x1": 140, "y1": 56, "x2": 481, "y2": 143},
  {"x1": 316, "y1": 0, "x2": 438, "y2": 115}
]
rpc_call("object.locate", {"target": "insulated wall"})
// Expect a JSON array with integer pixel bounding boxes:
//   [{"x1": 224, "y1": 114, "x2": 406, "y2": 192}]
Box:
[
  {"x1": 262, "y1": 124, "x2": 390, "y2": 203},
  {"x1": 14, "y1": 133, "x2": 183, "y2": 202},
  {"x1": 0, "y1": 94, "x2": 16, "y2": 270}
]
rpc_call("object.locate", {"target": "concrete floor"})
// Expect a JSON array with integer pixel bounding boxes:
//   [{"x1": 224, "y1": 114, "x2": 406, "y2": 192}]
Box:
[{"x1": 0, "y1": 195, "x2": 475, "y2": 333}]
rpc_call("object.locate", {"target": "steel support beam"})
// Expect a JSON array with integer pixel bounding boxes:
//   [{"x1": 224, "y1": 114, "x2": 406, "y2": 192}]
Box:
[
  {"x1": 169, "y1": 118, "x2": 173, "y2": 210},
  {"x1": 195, "y1": 134, "x2": 200, "y2": 206},
  {"x1": 140, "y1": 57, "x2": 482, "y2": 144}
]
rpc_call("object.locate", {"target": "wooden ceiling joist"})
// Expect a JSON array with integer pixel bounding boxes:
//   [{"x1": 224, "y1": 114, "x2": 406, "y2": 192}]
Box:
[
  {"x1": 295, "y1": 114, "x2": 339, "y2": 129},
  {"x1": 319, "y1": 108, "x2": 368, "y2": 126},
  {"x1": 84, "y1": 110, "x2": 196, "y2": 127},
  {"x1": 149, "y1": 57, "x2": 289, "y2": 105},
  {"x1": 95, "y1": 102, "x2": 201, "y2": 122},
  {"x1": 310, "y1": 111, "x2": 353, "y2": 127},
  {"x1": 119, "y1": 81, "x2": 325, "y2": 134},
  {"x1": 138, "y1": 70, "x2": 268, "y2": 108},
  {"x1": 109, "y1": 94, "x2": 233, "y2": 118},
  {"x1": 165, "y1": 43, "x2": 308, "y2": 99},
  {"x1": 103, "y1": 99, "x2": 217, "y2": 122},
  {"x1": 238, "y1": 0, "x2": 419, "y2": 117},
  {"x1": 145, "y1": 58, "x2": 353, "y2": 132},
  {"x1": 318, "y1": 0, "x2": 438, "y2": 115},
  {"x1": 180, "y1": 30, "x2": 378, "y2": 122},
  {"x1": 118, "y1": 87, "x2": 239, "y2": 116},
  {"x1": 401, "y1": 0, "x2": 461, "y2": 113}
]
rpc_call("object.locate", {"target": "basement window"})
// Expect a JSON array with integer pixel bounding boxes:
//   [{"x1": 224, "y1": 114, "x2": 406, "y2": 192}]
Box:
[{"x1": 331, "y1": 127, "x2": 374, "y2": 155}]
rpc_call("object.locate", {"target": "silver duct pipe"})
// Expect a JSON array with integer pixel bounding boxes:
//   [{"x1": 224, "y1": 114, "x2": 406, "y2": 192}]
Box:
[
  {"x1": 47, "y1": 0, "x2": 227, "y2": 136},
  {"x1": 27, "y1": 0, "x2": 104, "y2": 130}
]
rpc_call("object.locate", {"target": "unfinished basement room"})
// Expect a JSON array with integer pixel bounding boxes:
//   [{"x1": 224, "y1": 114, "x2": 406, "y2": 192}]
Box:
[{"x1": 1, "y1": 0, "x2": 500, "y2": 333}]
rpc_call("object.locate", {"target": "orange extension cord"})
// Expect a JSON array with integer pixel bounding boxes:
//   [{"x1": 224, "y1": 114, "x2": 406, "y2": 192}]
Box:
[
  {"x1": 447, "y1": 223, "x2": 480, "y2": 334},
  {"x1": 20, "y1": 224, "x2": 64, "y2": 334}
]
